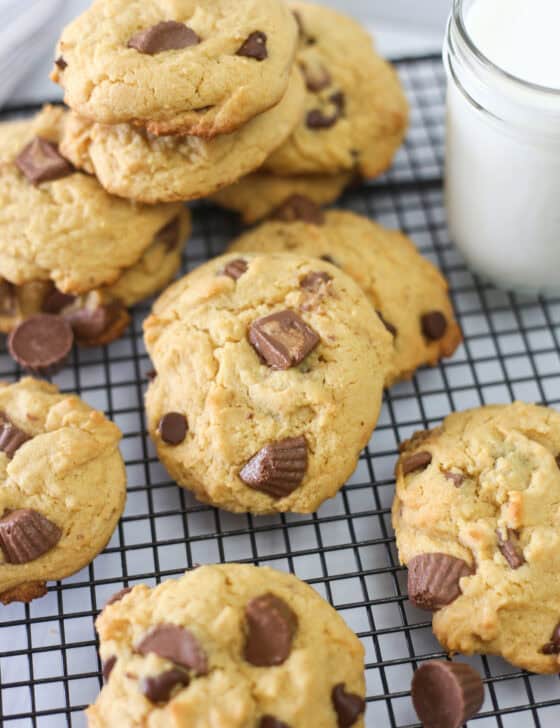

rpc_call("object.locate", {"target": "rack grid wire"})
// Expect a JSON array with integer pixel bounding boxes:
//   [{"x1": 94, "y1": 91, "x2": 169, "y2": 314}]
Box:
[{"x1": 1, "y1": 54, "x2": 560, "y2": 728}]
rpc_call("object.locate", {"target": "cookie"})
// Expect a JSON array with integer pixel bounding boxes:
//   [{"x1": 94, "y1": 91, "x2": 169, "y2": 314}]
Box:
[
  {"x1": 229, "y1": 208, "x2": 462, "y2": 385},
  {"x1": 260, "y1": 1, "x2": 408, "y2": 178},
  {"x1": 144, "y1": 252, "x2": 392, "y2": 513},
  {"x1": 392, "y1": 403, "x2": 560, "y2": 674},
  {"x1": 0, "y1": 106, "x2": 189, "y2": 295},
  {"x1": 211, "y1": 171, "x2": 352, "y2": 224},
  {"x1": 51, "y1": 0, "x2": 299, "y2": 138},
  {"x1": 87, "y1": 564, "x2": 366, "y2": 727},
  {"x1": 60, "y1": 69, "x2": 305, "y2": 204},
  {"x1": 0, "y1": 378, "x2": 126, "y2": 604}
]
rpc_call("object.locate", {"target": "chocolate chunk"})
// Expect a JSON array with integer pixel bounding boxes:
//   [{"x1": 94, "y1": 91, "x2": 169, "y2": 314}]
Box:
[
  {"x1": 65, "y1": 302, "x2": 125, "y2": 344},
  {"x1": 239, "y1": 436, "x2": 308, "y2": 498},
  {"x1": 42, "y1": 289, "x2": 76, "y2": 315},
  {"x1": 497, "y1": 529, "x2": 525, "y2": 570},
  {"x1": 0, "y1": 281, "x2": 16, "y2": 316},
  {"x1": 0, "y1": 509, "x2": 62, "y2": 564},
  {"x1": 300, "y1": 271, "x2": 332, "y2": 293},
  {"x1": 128, "y1": 22, "x2": 200, "y2": 54},
  {"x1": 140, "y1": 668, "x2": 190, "y2": 703},
  {"x1": 444, "y1": 471, "x2": 465, "y2": 487},
  {"x1": 102, "y1": 656, "x2": 117, "y2": 682},
  {"x1": 16, "y1": 138, "x2": 73, "y2": 185},
  {"x1": 159, "y1": 413, "x2": 188, "y2": 445},
  {"x1": 55, "y1": 56, "x2": 67, "y2": 70},
  {"x1": 260, "y1": 718, "x2": 290, "y2": 728},
  {"x1": 244, "y1": 593, "x2": 298, "y2": 667},
  {"x1": 136, "y1": 624, "x2": 208, "y2": 675},
  {"x1": 224, "y1": 259, "x2": 248, "y2": 280},
  {"x1": 300, "y1": 62, "x2": 332, "y2": 92},
  {"x1": 376, "y1": 310, "x2": 397, "y2": 337},
  {"x1": 271, "y1": 195, "x2": 325, "y2": 225},
  {"x1": 306, "y1": 109, "x2": 338, "y2": 130},
  {"x1": 408, "y1": 553, "x2": 473, "y2": 611},
  {"x1": 237, "y1": 31, "x2": 268, "y2": 60},
  {"x1": 541, "y1": 623, "x2": 560, "y2": 654},
  {"x1": 411, "y1": 661, "x2": 484, "y2": 728},
  {"x1": 401, "y1": 451, "x2": 432, "y2": 476},
  {"x1": 249, "y1": 310, "x2": 319, "y2": 370},
  {"x1": 154, "y1": 217, "x2": 181, "y2": 251},
  {"x1": 0, "y1": 413, "x2": 31, "y2": 458},
  {"x1": 421, "y1": 311, "x2": 448, "y2": 341},
  {"x1": 8, "y1": 314, "x2": 73, "y2": 376},
  {"x1": 105, "y1": 586, "x2": 134, "y2": 607},
  {"x1": 331, "y1": 684, "x2": 365, "y2": 728}
]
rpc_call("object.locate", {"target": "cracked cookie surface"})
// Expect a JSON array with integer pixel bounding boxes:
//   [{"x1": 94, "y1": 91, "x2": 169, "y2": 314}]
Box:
[{"x1": 393, "y1": 403, "x2": 560, "y2": 673}]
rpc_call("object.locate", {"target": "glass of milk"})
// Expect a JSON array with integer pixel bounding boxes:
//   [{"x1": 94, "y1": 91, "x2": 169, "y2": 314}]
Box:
[{"x1": 444, "y1": 0, "x2": 560, "y2": 295}]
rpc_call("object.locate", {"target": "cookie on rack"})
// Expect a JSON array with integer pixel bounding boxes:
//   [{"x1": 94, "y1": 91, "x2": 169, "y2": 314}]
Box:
[
  {"x1": 51, "y1": 0, "x2": 299, "y2": 138},
  {"x1": 60, "y1": 69, "x2": 305, "y2": 204},
  {"x1": 88, "y1": 563, "x2": 366, "y2": 727},
  {"x1": 392, "y1": 403, "x2": 560, "y2": 674},
  {"x1": 229, "y1": 206, "x2": 462, "y2": 385},
  {"x1": 260, "y1": 1, "x2": 409, "y2": 178},
  {"x1": 144, "y1": 252, "x2": 392, "y2": 514},
  {"x1": 0, "y1": 378, "x2": 126, "y2": 604}
]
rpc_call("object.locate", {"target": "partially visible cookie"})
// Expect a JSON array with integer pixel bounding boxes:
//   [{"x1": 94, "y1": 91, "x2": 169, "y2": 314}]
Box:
[
  {"x1": 144, "y1": 252, "x2": 392, "y2": 514},
  {"x1": 261, "y1": 1, "x2": 409, "y2": 178},
  {"x1": 229, "y1": 208, "x2": 462, "y2": 385},
  {"x1": 393, "y1": 403, "x2": 560, "y2": 674},
  {"x1": 87, "y1": 564, "x2": 366, "y2": 727},
  {"x1": 60, "y1": 70, "x2": 306, "y2": 204},
  {"x1": 211, "y1": 171, "x2": 352, "y2": 224},
  {"x1": 51, "y1": 0, "x2": 299, "y2": 138},
  {"x1": 0, "y1": 378, "x2": 126, "y2": 604}
]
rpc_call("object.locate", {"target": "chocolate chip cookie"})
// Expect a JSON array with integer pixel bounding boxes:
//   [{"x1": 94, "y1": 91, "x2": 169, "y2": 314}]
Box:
[
  {"x1": 144, "y1": 252, "x2": 392, "y2": 513},
  {"x1": 51, "y1": 0, "x2": 299, "y2": 138},
  {"x1": 87, "y1": 564, "x2": 366, "y2": 727},
  {"x1": 60, "y1": 69, "x2": 305, "y2": 204},
  {"x1": 229, "y1": 208, "x2": 462, "y2": 385},
  {"x1": 0, "y1": 378, "x2": 126, "y2": 604},
  {"x1": 393, "y1": 403, "x2": 560, "y2": 674}
]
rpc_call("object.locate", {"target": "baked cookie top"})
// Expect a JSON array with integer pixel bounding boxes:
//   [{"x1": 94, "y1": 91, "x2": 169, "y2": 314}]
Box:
[
  {"x1": 393, "y1": 403, "x2": 560, "y2": 674},
  {"x1": 262, "y1": 1, "x2": 409, "y2": 178},
  {"x1": 51, "y1": 0, "x2": 299, "y2": 137},
  {"x1": 229, "y1": 208, "x2": 462, "y2": 385},
  {"x1": 60, "y1": 69, "x2": 305, "y2": 204},
  {"x1": 0, "y1": 378, "x2": 126, "y2": 604},
  {"x1": 87, "y1": 564, "x2": 366, "y2": 728},
  {"x1": 144, "y1": 252, "x2": 392, "y2": 514},
  {"x1": 0, "y1": 107, "x2": 185, "y2": 294}
]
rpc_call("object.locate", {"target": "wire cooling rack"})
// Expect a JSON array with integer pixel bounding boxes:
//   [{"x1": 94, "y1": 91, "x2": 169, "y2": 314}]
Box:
[{"x1": 1, "y1": 54, "x2": 560, "y2": 728}]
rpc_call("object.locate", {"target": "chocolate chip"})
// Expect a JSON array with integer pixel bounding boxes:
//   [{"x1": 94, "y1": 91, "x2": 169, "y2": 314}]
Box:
[
  {"x1": 270, "y1": 195, "x2": 325, "y2": 225},
  {"x1": 300, "y1": 271, "x2": 332, "y2": 293},
  {"x1": 260, "y1": 717, "x2": 291, "y2": 728},
  {"x1": 320, "y1": 254, "x2": 338, "y2": 266},
  {"x1": 102, "y1": 656, "x2": 117, "y2": 682},
  {"x1": 376, "y1": 310, "x2": 397, "y2": 337},
  {"x1": 237, "y1": 31, "x2": 268, "y2": 60},
  {"x1": 0, "y1": 281, "x2": 16, "y2": 316},
  {"x1": 65, "y1": 302, "x2": 125, "y2": 344},
  {"x1": 42, "y1": 289, "x2": 76, "y2": 315},
  {"x1": 401, "y1": 451, "x2": 432, "y2": 476},
  {"x1": 140, "y1": 668, "x2": 190, "y2": 703},
  {"x1": 331, "y1": 684, "x2": 365, "y2": 727},
  {"x1": 412, "y1": 661, "x2": 484, "y2": 728},
  {"x1": 541, "y1": 623, "x2": 560, "y2": 654},
  {"x1": 249, "y1": 310, "x2": 319, "y2": 370},
  {"x1": 421, "y1": 311, "x2": 448, "y2": 341},
  {"x1": 105, "y1": 586, "x2": 134, "y2": 607},
  {"x1": 154, "y1": 217, "x2": 181, "y2": 251},
  {"x1": 8, "y1": 314, "x2": 73, "y2": 377},
  {"x1": 55, "y1": 56, "x2": 67, "y2": 70},
  {"x1": 444, "y1": 471, "x2": 465, "y2": 487},
  {"x1": 223, "y1": 259, "x2": 248, "y2": 280},
  {"x1": 136, "y1": 624, "x2": 208, "y2": 675},
  {"x1": 244, "y1": 593, "x2": 298, "y2": 667},
  {"x1": 0, "y1": 413, "x2": 31, "y2": 458},
  {"x1": 306, "y1": 109, "x2": 338, "y2": 130},
  {"x1": 407, "y1": 553, "x2": 473, "y2": 611},
  {"x1": 0, "y1": 509, "x2": 62, "y2": 564},
  {"x1": 159, "y1": 413, "x2": 188, "y2": 445},
  {"x1": 329, "y1": 91, "x2": 346, "y2": 114},
  {"x1": 497, "y1": 529, "x2": 525, "y2": 570},
  {"x1": 240, "y1": 436, "x2": 308, "y2": 498},
  {"x1": 146, "y1": 369, "x2": 157, "y2": 381},
  {"x1": 300, "y1": 62, "x2": 332, "y2": 92},
  {"x1": 16, "y1": 138, "x2": 73, "y2": 185},
  {"x1": 128, "y1": 21, "x2": 200, "y2": 54}
]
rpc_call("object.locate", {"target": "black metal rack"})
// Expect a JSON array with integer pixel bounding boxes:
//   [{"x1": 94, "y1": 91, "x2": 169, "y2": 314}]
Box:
[{"x1": 1, "y1": 54, "x2": 559, "y2": 728}]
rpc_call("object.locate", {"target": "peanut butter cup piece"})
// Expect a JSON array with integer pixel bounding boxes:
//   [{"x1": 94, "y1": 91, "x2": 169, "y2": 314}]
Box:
[
  {"x1": 223, "y1": 259, "x2": 248, "y2": 280},
  {"x1": 16, "y1": 138, "x2": 73, "y2": 185},
  {"x1": 128, "y1": 21, "x2": 200, "y2": 54},
  {"x1": 41, "y1": 289, "x2": 76, "y2": 315},
  {"x1": 8, "y1": 314, "x2": 73, "y2": 376},
  {"x1": 249, "y1": 310, "x2": 319, "y2": 370},
  {"x1": 300, "y1": 271, "x2": 332, "y2": 293},
  {"x1": 444, "y1": 470, "x2": 465, "y2": 487},
  {"x1": 270, "y1": 195, "x2": 325, "y2": 225},
  {"x1": 412, "y1": 661, "x2": 484, "y2": 728},
  {"x1": 331, "y1": 684, "x2": 365, "y2": 727},
  {"x1": 408, "y1": 553, "x2": 473, "y2": 611},
  {"x1": 401, "y1": 451, "x2": 432, "y2": 476},
  {"x1": 0, "y1": 509, "x2": 62, "y2": 564},
  {"x1": 159, "y1": 413, "x2": 188, "y2": 445},
  {"x1": 65, "y1": 302, "x2": 127, "y2": 345},
  {"x1": 244, "y1": 593, "x2": 298, "y2": 667},
  {"x1": 496, "y1": 528, "x2": 525, "y2": 569},
  {"x1": 136, "y1": 624, "x2": 208, "y2": 676},
  {"x1": 260, "y1": 718, "x2": 291, "y2": 728},
  {"x1": 239, "y1": 436, "x2": 308, "y2": 498},
  {"x1": 237, "y1": 31, "x2": 268, "y2": 60},
  {"x1": 0, "y1": 413, "x2": 31, "y2": 458},
  {"x1": 140, "y1": 668, "x2": 190, "y2": 703},
  {"x1": 541, "y1": 623, "x2": 560, "y2": 654},
  {"x1": 421, "y1": 311, "x2": 448, "y2": 341}
]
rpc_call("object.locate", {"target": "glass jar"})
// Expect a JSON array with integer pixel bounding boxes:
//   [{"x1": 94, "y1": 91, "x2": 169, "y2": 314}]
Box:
[{"x1": 443, "y1": 0, "x2": 560, "y2": 295}]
